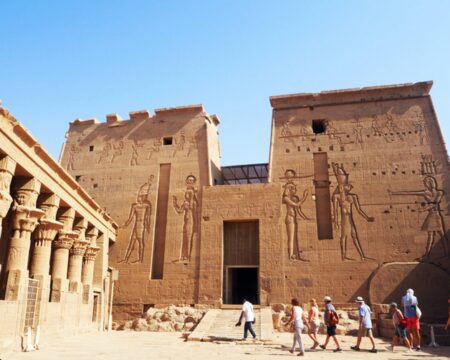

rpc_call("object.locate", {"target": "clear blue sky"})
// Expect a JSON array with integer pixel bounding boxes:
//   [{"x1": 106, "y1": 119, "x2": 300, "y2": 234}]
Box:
[{"x1": 1, "y1": 1, "x2": 449, "y2": 166}]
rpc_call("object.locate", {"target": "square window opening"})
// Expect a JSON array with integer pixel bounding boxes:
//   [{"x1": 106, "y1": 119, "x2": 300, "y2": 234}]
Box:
[
  {"x1": 89, "y1": 145, "x2": 94, "y2": 151},
  {"x1": 312, "y1": 119, "x2": 326, "y2": 134},
  {"x1": 163, "y1": 137, "x2": 173, "y2": 145}
]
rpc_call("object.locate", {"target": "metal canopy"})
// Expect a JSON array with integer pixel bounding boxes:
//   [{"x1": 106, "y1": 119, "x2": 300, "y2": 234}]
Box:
[{"x1": 221, "y1": 163, "x2": 268, "y2": 185}]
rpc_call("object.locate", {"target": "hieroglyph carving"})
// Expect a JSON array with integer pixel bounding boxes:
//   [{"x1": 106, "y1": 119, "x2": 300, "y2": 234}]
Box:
[
  {"x1": 282, "y1": 169, "x2": 309, "y2": 261},
  {"x1": 111, "y1": 141, "x2": 124, "y2": 163},
  {"x1": 331, "y1": 163, "x2": 375, "y2": 261},
  {"x1": 187, "y1": 136, "x2": 197, "y2": 157},
  {"x1": 172, "y1": 131, "x2": 186, "y2": 157},
  {"x1": 119, "y1": 176, "x2": 153, "y2": 264},
  {"x1": 98, "y1": 143, "x2": 112, "y2": 164},
  {"x1": 130, "y1": 140, "x2": 142, "y2": 166},
  {"x1": 173, "y1": 175, "x2": 199, "y2": 263},
  {"x1": 420, "y1": 154, "x2": 437, "y2": 175},
  {"x1": 147, "y1": 138, "x2": 162, "y2": 159},
  {"x1": 389, "y1": 175, "x2": 449, "y2": 258}
]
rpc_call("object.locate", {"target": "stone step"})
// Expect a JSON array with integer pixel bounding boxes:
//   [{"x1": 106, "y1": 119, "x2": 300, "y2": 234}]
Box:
[{"x1": 188, "y1": 308, "x2": 274, "y2": 343}]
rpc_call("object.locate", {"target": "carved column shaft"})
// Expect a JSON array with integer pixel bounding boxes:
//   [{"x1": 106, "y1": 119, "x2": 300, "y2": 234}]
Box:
[
  {"x1": 5, "y1": 178, "x2": 45, "y2": 273},
  {"x1": 30, "y1": 194, "x2": 63, "y2": 277}
]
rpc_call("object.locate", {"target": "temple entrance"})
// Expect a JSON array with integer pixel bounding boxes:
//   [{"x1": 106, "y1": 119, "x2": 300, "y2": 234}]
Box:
[{"x1": 223, "y1": 221, "x2": 259, "y2": 304}]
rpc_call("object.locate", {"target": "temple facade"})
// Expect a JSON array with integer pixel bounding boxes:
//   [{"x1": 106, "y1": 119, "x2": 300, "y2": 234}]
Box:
[
  {"x1": 0, "y1": 108, "x2": 118, "y2": 351},
  {"x1": 60, "y1": 81, "x2": 450, "y2": 321}
]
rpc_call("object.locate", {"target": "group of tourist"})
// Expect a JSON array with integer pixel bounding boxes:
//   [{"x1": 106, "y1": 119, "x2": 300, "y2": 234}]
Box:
[{"x1": 235, "y1": 288, "x2": 447, "y2": 356}]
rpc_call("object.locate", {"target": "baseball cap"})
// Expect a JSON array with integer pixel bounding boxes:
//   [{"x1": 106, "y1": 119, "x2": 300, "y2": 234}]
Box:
[
  {"x1": 323, "y1": 296, "x2": 332, "y2": 301},
  {"x1": 355, "y1": 296, "x2": 364, "y2": 302}
]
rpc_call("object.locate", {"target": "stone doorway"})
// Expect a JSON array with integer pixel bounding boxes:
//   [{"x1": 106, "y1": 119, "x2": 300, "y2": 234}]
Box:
[
  {"x1": 223, "y1": 221, "x2": 259, "y2": 305},
  {"x1": 225, "y1": 266, "x2": 259, "y2": 304}
]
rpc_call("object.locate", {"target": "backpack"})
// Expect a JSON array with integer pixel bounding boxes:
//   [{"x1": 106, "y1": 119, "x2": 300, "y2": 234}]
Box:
[{"x1": 328, "y1": 310, "x2": 339, "y2": 325}]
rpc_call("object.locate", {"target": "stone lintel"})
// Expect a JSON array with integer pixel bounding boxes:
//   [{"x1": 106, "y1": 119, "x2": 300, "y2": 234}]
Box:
[
  {"x1": 154, "y1": 104, "x2": 204, "y2": 116},
  {"x1": 269, "y1": 81, "x2": 433, "y2": 109}
]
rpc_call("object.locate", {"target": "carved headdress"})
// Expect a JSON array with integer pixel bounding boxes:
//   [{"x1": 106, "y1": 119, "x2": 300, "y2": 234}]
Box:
[
  {"x1": 137, "y1": 175, "x2": 154, "y2": 199},
  {"x1": 332, "y1": 163, "x2": 348, "y2": 186}
]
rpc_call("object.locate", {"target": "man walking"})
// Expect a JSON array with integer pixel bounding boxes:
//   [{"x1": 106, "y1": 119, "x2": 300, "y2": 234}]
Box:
[
  {"x1": 351, "y1": 296, "x2": 377, "y2": 353},
  {"x1": 401, "y1": 289, "x2": 421, "y2": 351},
  {"x1": 319, "y1": 296, "x2": 342, "y2": 352},
  {"x1": 236, "y1": 298, "x2": 256, "y2": 340}
]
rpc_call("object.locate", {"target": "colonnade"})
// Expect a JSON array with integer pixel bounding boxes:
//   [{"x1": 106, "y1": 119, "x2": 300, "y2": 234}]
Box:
[{"x1": 0, "y1": 154, "x2": 100, "y2": 302}]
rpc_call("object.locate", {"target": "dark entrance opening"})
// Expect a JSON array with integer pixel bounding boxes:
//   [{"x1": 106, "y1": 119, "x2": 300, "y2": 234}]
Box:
[{"x1": 228, "y1": 267, "x2": 258, "y2": 305}]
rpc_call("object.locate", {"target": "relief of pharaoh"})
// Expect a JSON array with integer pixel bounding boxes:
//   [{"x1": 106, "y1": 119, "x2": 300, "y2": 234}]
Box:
[
  {"x1": 173, "y1": 175, "x2": 199, "y2": 263},
  {"x1": 389, "y1": 175, "x2": 449, "y2": 259},
  {"x1": 119, "y1": 176, "x2": 153, "y2": 264},
  {"x1": 331, "y1": 163, "x2": 375, "y2": 261},
  {"x1": 282, "y1": 169, "x2": 309, "y2": 261}
]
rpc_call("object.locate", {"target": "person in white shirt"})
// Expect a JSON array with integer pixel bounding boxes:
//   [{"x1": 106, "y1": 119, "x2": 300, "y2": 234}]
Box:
[
  {"x1": 236, "y1": 298, "x2": 256, "y2": 340},
  {"x1": 286, "y1": 298, "x2": 307, "y2": 356}
]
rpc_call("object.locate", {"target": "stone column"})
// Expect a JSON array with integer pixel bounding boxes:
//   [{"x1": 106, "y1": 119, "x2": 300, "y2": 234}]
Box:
[
  {"x1": 0, "y1": 155, "x2": 16, "y2": 239},
  {"x1": 5, "y1": 178, "x2": 45, "y2": 301},
  {"x1": 68, "y1": 218, "x2": 89, "y2": 293},
  {"x1": 50, "y1": 208, "x2": 78, "y2": 302},
  {"x1": 31, "y1": 194, "x2": 63, "y2": 277},
  {"x1": 82, "y1": 228, "x2": 100, "y2": 303}
]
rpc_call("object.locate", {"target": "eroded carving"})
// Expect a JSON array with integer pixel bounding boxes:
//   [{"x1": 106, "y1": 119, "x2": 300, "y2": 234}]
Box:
[
  {"x1": 282, "y1": 170, "x2": 309, "y2": 261},
  {"x1": 420, "y1": 154, "x2": 437, "y2": 175},
  {"x1": 331, "y1": 163, "x2": 374, "y2": 261},
  {"x1": 147, "y1": 137, "x2": 162, "y2": 159},
  {"x1": 389, "y1": 175, "x2": 449, "y2": 258},
  {"x1": 187, "y1": 136, "x2": 197, "y2": 157},
  {"x1": 111, "y1": 141, "x2": 124, "y2": 163},
  {"x1": 129, "y1": 140, "x2": 142, "y2": 166},
  {"x1": 67, "y1": 144, "x2": 80, "y2": 170},
  {"x1": 173, "y1": 175, "x2": 199, "y2": 263},
  {"x1": 173, "y1": 131, "x2": 186, "y2": 157},
  {"x1": 98, "y1": 143, "x2": 112, "y2": 164},
  {"x1": 119, "y1": 176, "x2": 153, "y2": 264}
]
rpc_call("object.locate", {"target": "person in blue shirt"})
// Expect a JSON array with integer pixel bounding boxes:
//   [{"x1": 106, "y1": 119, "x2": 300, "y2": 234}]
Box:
[
  {"x1": 401, "y1": 288, "x2": 421, "y2": 351},
  {"x1": 351, "y1": 296, "x2": 377, "y2": 353}
]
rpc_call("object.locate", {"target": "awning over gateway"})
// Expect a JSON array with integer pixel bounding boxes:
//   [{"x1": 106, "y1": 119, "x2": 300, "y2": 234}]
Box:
[{"x1": 221, "y1": 163, "x2": 268, "y2": 185}]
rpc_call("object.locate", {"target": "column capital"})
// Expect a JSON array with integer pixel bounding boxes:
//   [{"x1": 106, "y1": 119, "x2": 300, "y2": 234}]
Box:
[
  {"x1": 84, "y1": 245, "x2": 100, "y2": 261},
  {"x1": 70, "y1": 238, "x2": 90, "y2": 256},
  {"x1": 57, "y1": 207, "x2": 76, "y2": 232},
  {"x1": 54, "y1": 230, "x2": 78, "y2": 250},
  {"x1": 38, "y1": 193, "x2": 60, "y2": 221}
]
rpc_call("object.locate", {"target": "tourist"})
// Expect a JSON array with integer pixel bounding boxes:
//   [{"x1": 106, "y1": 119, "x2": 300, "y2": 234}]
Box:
[
  {"x1": 351, "y1": 296, "x2": 377, "y2": 353},
  {"x1": 319, "y1": 296, "x2": 342, "y2": 352},
  {"x1": 235, "y1": 298, "x2": 256, "y2": 340},
  {"x1": 401, "y1": 289, "x2": 421, "y2": 351},
  {"x1": 307, "y1": 298, "x2": 320, "y2": 349},
  {"x1": 285, "y1": 298, "x2": 307, "y2": 356},
  {"x1": 386, "y1": 302, "x2": 412, "y2": 352}
]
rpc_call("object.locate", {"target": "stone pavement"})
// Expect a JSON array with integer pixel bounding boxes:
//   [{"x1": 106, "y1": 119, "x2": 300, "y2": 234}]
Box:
[{"x1": 2, "y1": 331, "x2": 450, "y2": 360}]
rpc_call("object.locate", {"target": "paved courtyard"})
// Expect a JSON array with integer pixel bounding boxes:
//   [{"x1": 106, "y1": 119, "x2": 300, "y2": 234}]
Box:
[{"x1": 2, "y1": 331, "x2": 450, "y2": 360}]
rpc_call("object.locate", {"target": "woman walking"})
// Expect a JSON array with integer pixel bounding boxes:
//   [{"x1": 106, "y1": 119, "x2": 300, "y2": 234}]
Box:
[
  {"x1": 286, "y1": 298, "x2": 307, "y2": 356},
  {"x1": 307, "y1": 299, "x2": 320, "y2": 349}
]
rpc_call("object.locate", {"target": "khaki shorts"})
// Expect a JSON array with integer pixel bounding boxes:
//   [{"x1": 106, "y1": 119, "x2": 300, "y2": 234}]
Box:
[{"x1": 358, "y1": 327, "x2": 373, "y2": 337}]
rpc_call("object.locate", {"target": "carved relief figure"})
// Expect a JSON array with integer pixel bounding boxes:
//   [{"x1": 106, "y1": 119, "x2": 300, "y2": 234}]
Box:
[
  {"x1": 412, "y1": 109, "x2": 428, "y2": 145},
  {"x1": 173, "y1": 131, "x2": 186, "y2": 157},
  {"x1": 385, "y1": 112, "x2": 404, "y2": 141},
  {"x1": 389, "y1": 176, "x2": 449, "y2": 258},
  {"x1": 332, "y1": 163, "x2": 375, "y2": 261},
  {"x1": 371, "y1": 116, "x2": 383, "y2": 136},
  {"x1": 67, "y1": 144, "x2": 80, "y2": 170},
  {"x1": 353, "y1": 120, "x2": 364, "y2": 147},
  {"x1": 111, "y1": 141, "x2": 124, "y2": 163},
  {"x1": 98, "y1": 143, "x2": 112, "y2": 164},
  {"x1": 187, "y1": 136, "x2": 197, "y2": 157},
  {"x1": 129, "y1": 140, "x2": 141, "y2": 166},
  {"x1": 119, "y1": 176, "x2": 153, "y2": 264},
  {"x1": 282, "y1": 169, "x2": 309, "y2": 261},
  {"x1": 147, "y1": 137, "x2": 162, "y2": 159},
  {"x1": 173, "y1": 175, "x2": 198, "y2": 262}
]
